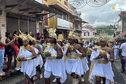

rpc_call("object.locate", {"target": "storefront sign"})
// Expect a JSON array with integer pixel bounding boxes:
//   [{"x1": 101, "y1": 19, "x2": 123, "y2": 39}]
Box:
[
  {"x1": 35, "y1": 0, "x2": 43, "y2": 4},
  {"x1": 57, "y1": 18, "x2": 73, "y2": 29}
]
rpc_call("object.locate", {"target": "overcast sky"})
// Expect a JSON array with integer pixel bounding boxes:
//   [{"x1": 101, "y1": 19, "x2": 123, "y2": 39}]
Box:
[{"x1": 69, "y1": 0, "x2": 126, "y2": 27}]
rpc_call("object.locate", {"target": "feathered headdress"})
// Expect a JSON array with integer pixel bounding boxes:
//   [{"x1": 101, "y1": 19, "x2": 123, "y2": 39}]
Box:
[
  {"x1": 57, "y1": 34, "x2": 64, "y2": 42},
  {"x1": 97, "y1": 30, "x2": 109, "y2": 43},
  {"x1": 15, "y1": 30, "x2": 29, "y2": 41},
  {"x1": 46, "y1": 28, "x2": 57, "y2": 39},
  {"x1": 68, "y1": 29, "x2": 77, "y2": 40},
  {"x1": 27, "y1": 34, "x2": 36, "y2": 42}
]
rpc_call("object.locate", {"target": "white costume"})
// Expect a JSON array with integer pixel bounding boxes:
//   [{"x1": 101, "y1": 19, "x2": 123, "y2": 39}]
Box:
[
  {"x1": 66, "y1": 50, "x2": 84, "y2": 76},
  {"x1": 44, "y1": 45, "x2": 67, "y2": 83},
  {"x1": 19, "y1": 46, "x2": 36, "y2": 78},
  {"x1": 33, "y1": 47, "x2": 43, "y2": 68},
  {"x1": 89, "y1": 49, "x2": 114, "y2": 84},
  {"x1": 113, "y1": 45, "x2": 119, "y2": 60},
  {"x1": 81, "y1": 57, "x2": 89, "y2": 73}
]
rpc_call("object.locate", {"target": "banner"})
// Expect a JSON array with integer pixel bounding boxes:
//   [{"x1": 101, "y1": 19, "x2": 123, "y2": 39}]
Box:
[{"x1": 57, "y1": 18, "x2": 73, "y2": 29}]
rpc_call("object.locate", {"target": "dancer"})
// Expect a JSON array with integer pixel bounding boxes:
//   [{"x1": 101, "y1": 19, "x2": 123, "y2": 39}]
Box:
[
  {"x1": 44, "y1": 28, "x2": 66, "y2": 84},
  {"x1": 65, "y1": 30, "x2": 85, "y2": 84},
  {"x1": 89, "y1": 34, "x2": 114, "y2": 84},
  {"x1": 27, "y1": 34, "x2": 43, "y2": 80},
  {"x1": 15, "y1": 30, "x2": 37, "y2": 84}
]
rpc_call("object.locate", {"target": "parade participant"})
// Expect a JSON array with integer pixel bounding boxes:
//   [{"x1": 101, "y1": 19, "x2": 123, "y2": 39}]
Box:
[
  {"x1": 0, "y1": 33, "x2": 15, "y2": 76},
  {"x1": 44, "y1": 28, "x2": 66, "y2": 84},
  {"x1": 113, "y1": 42, "x2": 119, "y2": 61},
  {"x1": 27, "y1": 34, "x2": 43, "y2": 79},
  {"x1": 78, "y1": 37, "x2": 89, "y2": 82},
  {"x1": 5, "y1": 32, "x2": 15, "y2": 72},
  {"x1": 89, "y1": 34, "x2": 114, "y2": 84},
  {"x1": 88, "y1": 40, "x2": 99, "y2": 83},
  {"x1": 15, "y1": 30, "x2": 37, "y2": 84},
  {"x1": 52, "y1": 34, "x2": 66, "y2": 83},
  {"x1": 65, "y1": 30, "x2": 86, "y2": 84}
]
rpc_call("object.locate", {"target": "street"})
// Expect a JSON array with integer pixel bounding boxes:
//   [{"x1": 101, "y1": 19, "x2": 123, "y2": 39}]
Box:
[{"x1": 0, "y1": 61, "x2": 125, "y2": 84}]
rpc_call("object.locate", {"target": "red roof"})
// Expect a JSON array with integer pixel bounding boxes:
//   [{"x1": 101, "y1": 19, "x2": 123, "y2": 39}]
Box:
[
  {"x1": 114, "y1": 37, "x2": 119, "y2": 39},
  {"x1": 119, "y1": 31, "x2": 126, "y2": 36}
]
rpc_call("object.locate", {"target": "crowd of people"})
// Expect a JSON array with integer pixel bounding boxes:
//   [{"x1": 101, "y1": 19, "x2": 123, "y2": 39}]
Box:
[{"x1": 0, "y1": 28, "x2": 125, "y2": 84}]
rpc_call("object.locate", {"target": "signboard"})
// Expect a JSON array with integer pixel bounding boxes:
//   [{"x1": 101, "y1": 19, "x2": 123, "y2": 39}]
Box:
[
  {"x1": 57, "y1": 18, "x2": 73, "y2": 29},
  {"x1": 35, "y1": 0, "x2": 43, "y2": 4}
]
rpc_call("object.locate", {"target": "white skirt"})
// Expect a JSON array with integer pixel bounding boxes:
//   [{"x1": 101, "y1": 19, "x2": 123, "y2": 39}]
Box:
[
  {"x1": 81, "y1": 57, "x2": 89, "y2": 73},
  {"x1": 44, "y1": 58, "x2": 67, "y2": 83},
  {"x1": 90, "y1": 62, "x2": 114, "y2": 84},
  {"x1": 66, "y1": 58, "x2": 84, "y2": 76},
  {"x1": 34, "y1": 55, "x2": 43, "y2": 68},
  {"x1": 21, "y1": 59, "x2": 36, "y2": 78}
]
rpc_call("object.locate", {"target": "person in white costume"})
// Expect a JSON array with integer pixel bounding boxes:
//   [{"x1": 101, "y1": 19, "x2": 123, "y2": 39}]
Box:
[
  {"x1": 44, "y1": 28, "x2": 66, "y2": 84},
  {"x1": 52, "y1": 34, "x2": 66, "y2": 83},
  {"x1": 15, "y1": 30, "x2": 37, "y2": 84},
  {"x1": 113, "y1": 42, "x2": 119, "y2": 60},
  {"x1": 89, "y1": 34, "x2": 114, "y2": 84},
  {"x1": 31, "y1": 40, "x2": 43, "y2": 80},
  {"x1": 65, "y1": 30, "x2": 86, "y2": 84},
  {"x1": 77, "y1": 36, "x2": 89, "y2": 82}
]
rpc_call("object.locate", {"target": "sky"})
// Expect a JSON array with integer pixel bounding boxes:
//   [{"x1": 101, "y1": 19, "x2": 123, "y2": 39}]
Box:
[{"x1": 69, "y1": 0, "x2": 126, "y2": 27}]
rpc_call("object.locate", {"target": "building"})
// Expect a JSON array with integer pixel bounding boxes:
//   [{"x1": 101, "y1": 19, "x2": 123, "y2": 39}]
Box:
[
  {"x1": 43, "y1": 0, "x2": 87, "y2": 39},
  {"x1": 81, "y1": 25, "x2": 97, "y2": 40},
  {"x1": 0, "y1": 0, "x2": 60, "y2": 42},
  {"x1": 118, "y1": 11, "x2": 126, "y2": 33}
]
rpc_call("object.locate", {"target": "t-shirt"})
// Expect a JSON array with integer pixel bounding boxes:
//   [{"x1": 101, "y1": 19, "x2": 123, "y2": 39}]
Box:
[{"x1": 120, "y1": 42, "x2": 126, "y2": 56}]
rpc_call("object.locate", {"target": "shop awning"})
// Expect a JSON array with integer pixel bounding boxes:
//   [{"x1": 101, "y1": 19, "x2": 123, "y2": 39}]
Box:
[
  {"x1": 119, "y1": 31, "x2": 126, "y2": 36},
  {"x1": 74, "y1": 19, "x2": 88, "y2": 23},
  {"x1": 2, "y1": 0, "x2": 61, "y2": 18},
  {"x1": 114, "y1": 36, "x2": 119, "y2": 39}
]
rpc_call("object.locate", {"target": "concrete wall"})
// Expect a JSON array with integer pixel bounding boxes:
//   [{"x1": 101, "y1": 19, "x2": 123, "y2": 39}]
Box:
[{"x1": 0, "y1": 11, "x2": 6, "y2": 42}]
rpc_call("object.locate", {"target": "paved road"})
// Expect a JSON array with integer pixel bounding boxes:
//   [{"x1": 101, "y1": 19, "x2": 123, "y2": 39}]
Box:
[{"x1": 0, "y1": 62, "x2": 125, "y2": 84}]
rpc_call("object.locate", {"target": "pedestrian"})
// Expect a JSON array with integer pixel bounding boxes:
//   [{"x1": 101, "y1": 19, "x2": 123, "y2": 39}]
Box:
[
  {"x1": 36, "y1": 33, "x2": 40, "y2": 40},
  {"x1": 13, "y1": 40, "x2": 19, "y2": 69},
  {"x1": 0, "y1": 33, "x2": 15, "y2": 76},
  {"x1": 117, "y1": 39, "x2": 126, "y2": 73},
  {"x1": 5, "y1": 32, "x2": 15, "y2": 72}
]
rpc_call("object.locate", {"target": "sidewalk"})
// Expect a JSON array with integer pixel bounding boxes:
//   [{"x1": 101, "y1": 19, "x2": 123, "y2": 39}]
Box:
[
  {"x1": 114, "y1": 60, "x2": 126, "y2": 83},
  {"x1": 0, "y1": 57, "x2": 22, "y2": 81}
]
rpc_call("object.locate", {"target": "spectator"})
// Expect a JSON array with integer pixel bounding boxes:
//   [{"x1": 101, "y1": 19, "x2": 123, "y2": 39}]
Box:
[
  {"x1": 13, "y1": 40, "x2": 19, "y2": 68},
  {"x1": 0, "y1": 33, "x2": 15, "y2": 76},
  {"x1": 36, "y1": 33, "x2": 40, "y2": 40},
  {"x1": 117, "y1": 39, "x2": 126, "y2": 73},
  {"x1": 5, "y1": 32, "x2": 15, "y2": 72}
]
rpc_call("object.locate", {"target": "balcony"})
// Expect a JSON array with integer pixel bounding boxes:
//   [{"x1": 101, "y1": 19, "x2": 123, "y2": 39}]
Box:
[
  {"x1": 49, "y1": 0, "x2": 73, "y2": 14},
  {"x1": 49, "y1": 17, "x2": 73, "y2": 30}
]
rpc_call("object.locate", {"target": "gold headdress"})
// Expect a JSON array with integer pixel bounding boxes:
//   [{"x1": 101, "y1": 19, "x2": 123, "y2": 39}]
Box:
[
  {"x1": 46, "y1": 28, "x2": 57, "y2": 39},
  {"x1": 57, "y1": 34, "x2": 64, "y2": 42},
  {"x1": 68, "y1": 29, "x2": 77, "y2": 40},
  {"x1": 15, "y1": 30, "x2": 29, "y2": 41},
  {"x1": 97, "y1": 30, "x2": 109, "y2": 43},
  {"x1": 27, "y1": 34, "x2": 36, "y2": 42}
]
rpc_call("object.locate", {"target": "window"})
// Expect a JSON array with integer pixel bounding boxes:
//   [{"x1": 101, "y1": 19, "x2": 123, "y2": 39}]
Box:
[
  {"x1": 63, "y1": 13, "x2": 67, "y2": 20},
  {"x1": 84, "y1": 32, "x2": 85, "y2": 36}
]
